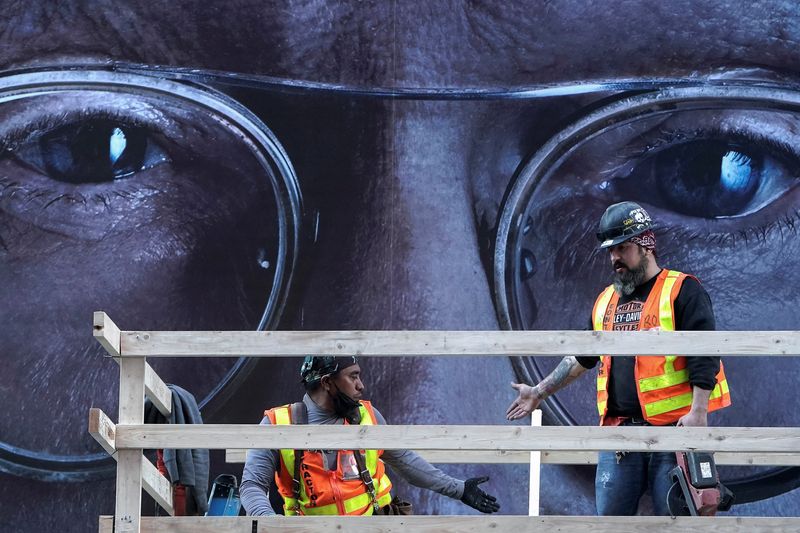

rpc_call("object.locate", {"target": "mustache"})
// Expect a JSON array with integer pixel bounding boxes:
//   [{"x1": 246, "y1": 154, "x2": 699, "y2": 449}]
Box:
[{"x1": 613, "y1": 260, "x2": 628, "y2": 270}]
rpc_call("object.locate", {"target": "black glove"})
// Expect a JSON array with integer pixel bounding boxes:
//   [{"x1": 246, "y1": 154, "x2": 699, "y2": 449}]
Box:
[{"x1": 460, "y1": 476, "x2": 500, "y2": 513}]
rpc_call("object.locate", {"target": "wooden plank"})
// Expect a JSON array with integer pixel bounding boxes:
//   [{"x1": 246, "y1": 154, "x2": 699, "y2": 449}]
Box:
[
  {"x1": 105, "y1": 352, "x2": 172, "y2": 418},
  {"x1": 119, "y1": 357, "x2": 146, "y2": 425},
  {"x1": 89, "y1": 409, "x2": 174, "y2": 514},
  {"x1": 536, "y1": 450, "x2": 800, "y2": 466},
  {"x1": 89, "y1": 408, "x2": 174, "y2": 515},
  {"x1": 116, "y1": 450, "x2": 144, "y2": 532},
  {"x1": 118, "y1": 329, "x2": 800, "y2": 357},
  {"x1": 116, "y1": 356, "x2": 146, "y2": 533},
  {"x1": 89, "y1": 407, "x2": 116, "y2": 457},
  {"x1": 93, "y1": 311, "x2": 121, "y2": 357},
  {"x1": 97, "y1": 515, "x2": 800, "y2": 533},
  {"x1": 99, "y1": 515, "x2": 113, "y2": 533},
  {"x1": 145, "y1": 363, "x2": 172, "y2": 418},
  {"x1": 116, "y1": 424, "x2": 800, "y2": 454},
  {"x1": 141, "y1": 456, "x2": 174, "y2": 516},
  {"x1": 226, "y1": 447, "x2": 800, "y2": 465},
  {"x1": 529, "y1": 410, "x2": 542, "y2": 516}
]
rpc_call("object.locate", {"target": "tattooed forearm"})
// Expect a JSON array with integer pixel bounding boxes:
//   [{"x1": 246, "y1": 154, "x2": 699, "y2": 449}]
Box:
[{"x1": 535, "y1": 356, "x2": 587, "y2": 399}]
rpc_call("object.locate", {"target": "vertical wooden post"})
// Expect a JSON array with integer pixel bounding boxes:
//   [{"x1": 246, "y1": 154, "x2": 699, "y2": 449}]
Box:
[
  {"x1": 529, "y1": 409, "x2": 542, "y2": 516},
  {"x1": 115, "y1": 356, "x2": 146, "y2": 532}
]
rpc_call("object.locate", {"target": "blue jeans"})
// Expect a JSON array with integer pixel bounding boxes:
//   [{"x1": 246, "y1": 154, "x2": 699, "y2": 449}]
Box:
[{"x1": 595, "y1": 450, "x2": 677, "y2": 515}]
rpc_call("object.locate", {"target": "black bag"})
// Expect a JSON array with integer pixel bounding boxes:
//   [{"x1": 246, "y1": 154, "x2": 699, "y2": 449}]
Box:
[{"x1": 377, "y1": 495, "x2": 413, "y2": 515}]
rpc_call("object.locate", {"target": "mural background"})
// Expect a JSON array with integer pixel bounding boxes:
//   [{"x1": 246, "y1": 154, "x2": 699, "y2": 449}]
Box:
[{"x1": 1, "y1": 1, "x2": 799, "y2": 531}]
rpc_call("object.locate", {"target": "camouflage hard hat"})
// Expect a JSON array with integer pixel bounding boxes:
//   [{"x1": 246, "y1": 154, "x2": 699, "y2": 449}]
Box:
[{"x1": 300, "y1": 355, "x2": 358, "y2": 385}]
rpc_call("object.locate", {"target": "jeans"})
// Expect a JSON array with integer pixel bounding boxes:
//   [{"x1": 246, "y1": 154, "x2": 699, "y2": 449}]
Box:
[{"x1": 595, "y1": 450, "x2": 677, "y2": 515}]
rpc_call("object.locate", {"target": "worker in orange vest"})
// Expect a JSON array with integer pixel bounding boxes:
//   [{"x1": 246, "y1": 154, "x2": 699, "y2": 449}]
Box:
[
  {"x1": 506, "y1": 201, "x2": 731, "y2": 515},
  {"x1": 242, "y1": 355, "x2": 500, "y2": 516}
]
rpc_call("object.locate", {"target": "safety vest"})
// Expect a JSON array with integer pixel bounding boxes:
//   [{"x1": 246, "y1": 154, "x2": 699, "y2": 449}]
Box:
[
  {"x1": 265, "y1": 400, "x2": 393, "y2": 515},
  {"x1": 591, "y1": 269, "x2": 731, "y2": 426}
]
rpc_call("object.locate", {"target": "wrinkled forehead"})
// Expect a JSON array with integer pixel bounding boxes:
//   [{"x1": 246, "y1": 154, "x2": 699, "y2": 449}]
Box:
[{"x1": 3, "y1": 0, "x2": 800, "y2": 84}]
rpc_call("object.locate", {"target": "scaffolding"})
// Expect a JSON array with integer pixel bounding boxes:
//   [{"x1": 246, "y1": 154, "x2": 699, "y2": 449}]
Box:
[{"x1": 90, "y1": 311, "x2": 800, "y2": 532}]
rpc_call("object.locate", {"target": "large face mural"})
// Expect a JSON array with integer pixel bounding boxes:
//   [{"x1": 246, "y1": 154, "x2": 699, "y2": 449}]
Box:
[{"x1": 1, "y1": 1, "x2": 800, "y2": 531}]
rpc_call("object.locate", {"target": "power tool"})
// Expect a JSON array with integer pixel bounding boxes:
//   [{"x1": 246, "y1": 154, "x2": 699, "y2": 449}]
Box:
[{"x1": 667, "y1": 451, "x2": 734, "y2": 516}]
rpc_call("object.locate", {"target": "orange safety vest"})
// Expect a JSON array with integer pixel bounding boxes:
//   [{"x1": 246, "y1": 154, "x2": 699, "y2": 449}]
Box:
[
  {"x1": 591, "y1": 269, "x2": 731, "y2": 426},
  {"x1": 265, "y1": 400, "x2": 393, "y2": 515}
]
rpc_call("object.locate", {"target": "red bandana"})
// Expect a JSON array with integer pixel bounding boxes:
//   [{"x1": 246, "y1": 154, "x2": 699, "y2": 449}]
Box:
[{"x1": 629, "y1": 230, "x2": 656, "y2": 251}]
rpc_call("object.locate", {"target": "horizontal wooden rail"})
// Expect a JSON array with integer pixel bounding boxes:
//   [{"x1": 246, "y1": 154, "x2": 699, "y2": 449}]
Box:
[
  {"x1": 224, "y1": 447, "x2": 800, "y2": 466},
  {"x1": 94, "y1": 314, "x2": 800, "y2": 358},
  {"x1": 108, "y1": 421, "x2": 800, "y2": 453},
  {"x1": 98, "y1": 515, "x2": 800, "y2": 532},
  {"x1": 109, "y1": 331, "x2": 800, "y2": 359}
]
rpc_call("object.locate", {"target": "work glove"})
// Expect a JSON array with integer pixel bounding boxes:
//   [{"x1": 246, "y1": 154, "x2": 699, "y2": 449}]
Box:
[{"x1": 460, "y1": 476, "x2": 500, "y2": 513}]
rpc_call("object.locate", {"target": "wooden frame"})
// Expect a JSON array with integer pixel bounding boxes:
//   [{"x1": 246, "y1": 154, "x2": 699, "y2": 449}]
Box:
[
  {"x1": 112, "y1": 329, "x2": 800, "y2": 357},
  {"x1": 98, "y1": 515, "x2": 800, "y2": 533},
  {"x1": 227, "y1": 448, "x2": 800, "y2": 465},
  {"x1": 90, "y1": 312, "x2": 800, "y2": 532}
]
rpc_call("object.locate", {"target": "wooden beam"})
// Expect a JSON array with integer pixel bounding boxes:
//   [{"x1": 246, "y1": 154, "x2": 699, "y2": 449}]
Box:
[
  {"x1": 115, "y1": 424, "x2": 800, "y2": 453},
  {"x1": 116, "y1": 357, "x2": 146, "y2": 533},
  {"x1": 117, "y1": 329, "x2": 800, "y2": 357},
  {"x1": 539, "y1": 450, "x2": 800, "y2": 466},
  {"x1": 88, "y1": 409, "x2": 174, "y2": 515},
  {"x1": 89, "y1": 407, "x2": 117, "y2": 457},
  {"x1": 96, "y1": 515, "x2": 800, "y2": 533},
  {"x1": 93, "y1": 311, "x2": 121, "y2": 357},
  {"x1": 99, "y1": 515, "x2": 113, "y2": 533},
  {"x1": 226, "y1": 447, "x2": 800, "y2": 466},
  {"x1": 106, "y1": 355, "x2": 173, "y2": 419},
  {"x1": 141, "y1": 456, "x2": 174, "y2": 516},
  {"x1": 528, "y1": 410, "x2": 542, "y2": 516},
  {"x1": 145, "y1": 363, "x2": 172, "y2": 418}
]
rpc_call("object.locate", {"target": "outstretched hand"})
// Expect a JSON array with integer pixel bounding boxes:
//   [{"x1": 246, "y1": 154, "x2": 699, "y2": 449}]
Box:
[
  {"x1": 505, "y1": 382, "x2": 541, "y2": 420},
  {"x1": 460, "y1": 476, "x2": 500, "y2": 513}
]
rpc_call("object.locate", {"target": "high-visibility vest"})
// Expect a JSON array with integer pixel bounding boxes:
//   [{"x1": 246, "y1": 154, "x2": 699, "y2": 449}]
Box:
[
  {"x1": 265, "y1": 400, "x2": 393, "y2": 515},
  {"x1": 591, "y1": 269, "x2": 731, "y2": 426}
]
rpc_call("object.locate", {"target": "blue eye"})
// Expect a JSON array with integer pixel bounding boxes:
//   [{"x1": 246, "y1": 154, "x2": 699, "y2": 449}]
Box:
[
  {"x1": 9, "y1": 118, "x2": 168, "y2": 184},
  {"x1": 610, "y1": 138, "x2": 800, "y2": 219}
]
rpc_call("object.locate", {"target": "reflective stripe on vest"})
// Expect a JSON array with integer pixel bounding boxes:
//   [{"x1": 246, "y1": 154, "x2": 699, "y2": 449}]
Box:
[
  {"x1": 270, "y1": 401, "x2": 393, "y2": 515},
  {"x1": 592, "y1": 286, "x2": 615, "y2": 418},
  {"x1": 593, "y1": 269, "x2": 731, "y2": 425},
  {"x1": 293, "y1": 474, "x2": 393, "y2": 515}
]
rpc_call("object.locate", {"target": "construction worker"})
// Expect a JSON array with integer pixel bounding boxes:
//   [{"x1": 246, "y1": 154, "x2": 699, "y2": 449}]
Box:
[
  {"x1": 506, "y1": 201, "x2": 731, "y2": 515},
  {"x1": 241, "y1": 355, "x2": 500, "y2": 516}
]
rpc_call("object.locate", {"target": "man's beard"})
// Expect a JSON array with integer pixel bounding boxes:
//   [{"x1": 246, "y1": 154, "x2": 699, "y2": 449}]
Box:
[
  {"x1": 613, "y1": 253, "x2": 650, "y2": 296},
  {"x1": 330, "y1": 383, "x2": 362, "y2": 423}
]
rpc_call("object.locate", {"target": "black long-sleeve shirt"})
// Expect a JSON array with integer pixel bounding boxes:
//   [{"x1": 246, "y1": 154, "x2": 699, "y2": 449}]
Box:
[{"x1": 576, "y1": 270, "x2": 720, "y2": 418}]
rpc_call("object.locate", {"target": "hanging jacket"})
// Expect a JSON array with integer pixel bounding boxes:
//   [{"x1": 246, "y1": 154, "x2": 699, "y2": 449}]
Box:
[
  {"x1": 592, "y1": 269, "x2": 731, "y2": 425},
  {"x1": 144, "y1": 384, "x2": 209, "y2": 514},
  {"x1": 265, "y1": 400, "x2": 393, "y2": 515}
]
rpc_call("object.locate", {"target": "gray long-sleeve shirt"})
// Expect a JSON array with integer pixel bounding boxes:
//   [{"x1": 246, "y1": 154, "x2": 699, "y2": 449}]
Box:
[{"x1": 240, "y1": 394, "x2": 465, "y2": 515}]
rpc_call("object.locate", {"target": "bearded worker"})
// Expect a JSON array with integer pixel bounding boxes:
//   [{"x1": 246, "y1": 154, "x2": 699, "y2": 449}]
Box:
[
  {"x1": 506, "y1": 201, "x2": 731, "y2": 515},
  {"x1": 242, "y1": 355, "x2": 500, "y2": 516}
]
